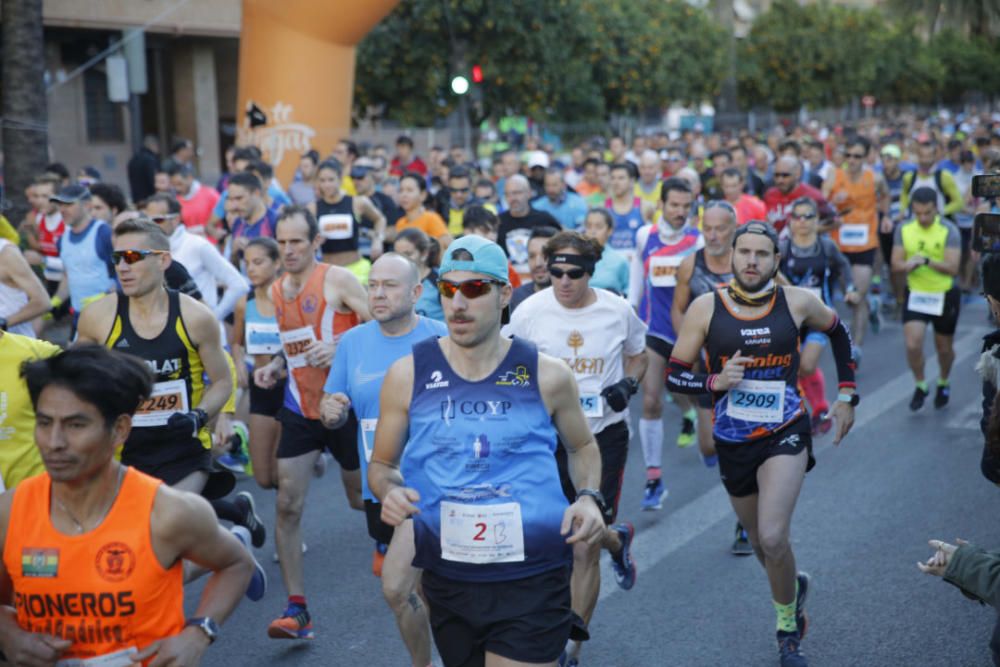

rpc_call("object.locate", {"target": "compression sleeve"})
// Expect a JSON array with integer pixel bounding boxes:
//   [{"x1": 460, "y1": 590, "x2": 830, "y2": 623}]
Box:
[
  {"x1": 666, "y1": 357, "x2": 716, "y2": 394},
  {"x1": 823, "y1": 314, "x2": 856, "y2": 389}
]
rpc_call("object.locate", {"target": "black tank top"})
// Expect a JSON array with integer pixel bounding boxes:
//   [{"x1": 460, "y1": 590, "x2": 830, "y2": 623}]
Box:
[
  {"x1": 779, "y1": 238, "x2": 833, "y2": 305},
  {"x1": 104, "y1": 289, "x2": 206, "y2": 465},
  {"x1": 690, "y1": 249, "x2": 734, "y2": 300},
  {"x1": 705, "y1": 287, "x2": 805, "y2": 442},
  {"x1": 317, "y1": 196, "x2": 359, "y2": 254}
]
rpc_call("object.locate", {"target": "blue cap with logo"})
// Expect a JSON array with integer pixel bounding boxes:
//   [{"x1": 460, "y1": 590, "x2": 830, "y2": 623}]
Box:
[{"x1": 438, "y1": 235, "x2": 509, "y2": 283}]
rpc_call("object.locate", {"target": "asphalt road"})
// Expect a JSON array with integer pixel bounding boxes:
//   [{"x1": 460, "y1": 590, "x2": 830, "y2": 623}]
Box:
[{"x1": 193, "y1": 301, "x2": 1000, "y2": 667}]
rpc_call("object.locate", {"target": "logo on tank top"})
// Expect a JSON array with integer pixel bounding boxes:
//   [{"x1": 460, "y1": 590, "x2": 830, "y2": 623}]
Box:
[
  {"x1": 145, "y1": 358, "x2": 181, "y2": 376},
  {"x1": 302, "y1": 295, "x2": 319, "y2": 314},
  {"x1": 95, "y1": 542, "x2": 136, "y2": 583},
  {"x1": 467, "y1": 434, "x2": 492, "y2": 471},
  {"x1": 495, "y1": 365, "x2": 530, "y2": 387},
  {"x1": 440, "y1": 396, "x2": 513, "y2": 425},
  {"x1": 21, "y1": 548, "x2": 59, "y2": 578},
  {"x1": 567, "y1": 331, "x2": 584, "y2": 354},
  {"x1": 425, "y1": 370, "x2": 450, "y2": 390}
]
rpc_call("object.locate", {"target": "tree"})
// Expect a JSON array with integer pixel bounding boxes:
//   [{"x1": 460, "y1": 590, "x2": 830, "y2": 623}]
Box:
[
  {"x1": 1, "y1": 0, "x2": 48, "y2": 226},
  {"x1": 928, "y1": 29, "x2": 1000, "y2": 103},
  {"x1": 887, "y1": 0, "x2": 1000, "y2": 37}
]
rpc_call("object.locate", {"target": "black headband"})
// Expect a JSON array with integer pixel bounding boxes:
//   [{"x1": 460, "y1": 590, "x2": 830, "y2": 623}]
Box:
[{"x1": 548, "y1": 253, "x2": 596, "y2": 274}]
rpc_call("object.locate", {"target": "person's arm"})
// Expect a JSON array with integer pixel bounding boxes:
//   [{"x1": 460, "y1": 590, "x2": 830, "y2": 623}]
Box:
[
  {"x1": 369, "y1": 356, "x2": 420, "y2": 526},
  {"x1": 230, "y1": 296, "x2": 249, "y2": 390},
  {"x1": 825, "y1": 238, "x2": 859, "y2": 303},
  {"x1": 329, "y1": 265, "x2": 372, "y2": 322},
  {"x1": 181, "y1": 296, "x2": 233, "y2": 419},
  {"x1": 355, "y1": 196, "x2": 386, "y2": 259},
  {"x1": 538, "y1": 354, "x2": 605, "y2": 544},
  {"x1": 201, "y1": 241, "x2": 249, "y2": 319},
  {"x1": 319, "y1": 332, "x2": 352, "y2": 430},
  {"x1": 875, "y1": 173, "x2": 890, "y2": 218},
  {"x1": 0, "y1": 244, "x2": 51, "y2": 326},
  {"x1": 73, "y1": 293, "x2": 117, "y2": 344},
  {"x1": 670, "y1": 253, "x2": 696, "y2": 335},
  {"x1": 135, "y1": 485, "x2": 253, "y2": 666},
  {"x1": 941, "y1": 172, "x2": 964, "y2": 218},
  {"x1": 926, "y1": 224, "x2": 961, "y2": 277},
  {"x1": 627, "y1": 226, "x2": 650, "y2": 310}
]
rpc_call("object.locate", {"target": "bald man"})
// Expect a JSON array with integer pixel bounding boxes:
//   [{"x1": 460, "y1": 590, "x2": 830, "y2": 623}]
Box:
[
  {"x1": 763, "y1": 156, "x2": 837, "y2": 233},
  {"x1": 498, "y1": 174, "x2": 561, "y2": 279}
]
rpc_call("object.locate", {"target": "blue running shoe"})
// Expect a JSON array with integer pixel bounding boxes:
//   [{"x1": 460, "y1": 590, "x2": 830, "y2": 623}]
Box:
[
  {"x1": 609, "y1": 522, "x2": 636, "y2": 590},
  {"x1": 731, "y1": 522, "x2": 753, "y2": 556},
  {"x1": 231, "y1": 526, "x2": 267, "y2": 602},
  {"x1": 217, "y1": 451, "x2": 248, "y2": 474},
  {"x1": 796, "y1": 572, "x2": 811, "y2": 638},
  {"x1": 777, "y1": 630, "x2": 808, "y2": 667},
  {"x1": 641, "y1": 478, "x2": 668, "y2": 511}
]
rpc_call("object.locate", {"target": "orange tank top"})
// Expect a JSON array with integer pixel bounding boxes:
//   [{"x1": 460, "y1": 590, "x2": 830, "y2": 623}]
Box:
[
  {"x1": 830, "y1": 168, "x2": 878, "y2": 253},
  {"x1": 272, "y1": 262, "x2": 360, "y2": 420},
  {"x1": 3, "y1": 468, "x2": 184, "y2": 663}
]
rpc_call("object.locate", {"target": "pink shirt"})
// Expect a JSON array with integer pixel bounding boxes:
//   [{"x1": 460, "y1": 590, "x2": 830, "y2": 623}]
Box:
[
  {"x1": 179, "y1": 181, "x2": 220, "y2": 231},
  {"x1": 734, "y1": 194, "x2": 767, "y2": 225}
]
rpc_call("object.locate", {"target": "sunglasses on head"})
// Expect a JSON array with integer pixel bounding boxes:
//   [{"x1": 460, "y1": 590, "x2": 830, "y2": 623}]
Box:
[
  {"x1": 112, "y1": 249, "x2": 166, "y2": 265},
  {"x1": 437, "y1": 278, "x2": 503, "y2": 299},
  {"x1": 548, "y1": 266, "x2": 586, "y2": 280}
]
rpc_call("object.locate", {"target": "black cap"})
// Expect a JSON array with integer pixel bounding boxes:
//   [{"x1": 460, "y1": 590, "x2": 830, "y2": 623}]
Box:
[
  {"x1": 50, "y1": 184, "x2": 92, "y2": 204},
  {"x1": 733, "y1": 220, "x2": 779, "y2": 251}
]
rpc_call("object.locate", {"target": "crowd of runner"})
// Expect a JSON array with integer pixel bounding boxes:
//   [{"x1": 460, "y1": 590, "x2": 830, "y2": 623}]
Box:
[{"x1": 0, "y1": 108, "x2": 998, "y2": 666}]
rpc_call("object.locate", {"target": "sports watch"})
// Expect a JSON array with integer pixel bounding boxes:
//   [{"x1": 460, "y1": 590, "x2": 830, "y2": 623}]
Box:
[
  {"x1": 185, "y1": 616, "x2": 220, "y2": 643},
  {"x1": 836, "y1": 393, "x2": 860, "y2": 407},
  {"x1": 576, "y1": 488, "x2": 611, "y2": 521}
]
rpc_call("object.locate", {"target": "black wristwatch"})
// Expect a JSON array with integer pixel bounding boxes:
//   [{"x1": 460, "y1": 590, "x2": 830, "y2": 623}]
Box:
[
  {"x1": 576, "y1": 488, "x2": 611, "y2": 521},
  {"x1": 192, "y1": 408, "x2": 210, "y2": 430},
  {"x1": 836, "y1": 392, "x2": 860, "y2": 407},
  {"x1": 185, "y1": 616, "x2": 219, "y2": 643}
]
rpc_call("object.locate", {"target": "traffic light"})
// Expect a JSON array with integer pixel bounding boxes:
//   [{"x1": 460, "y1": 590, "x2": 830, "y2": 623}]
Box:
[
  {"x1": 471, "y1": 65, "x2": 483, "y2": 84},
  {"x1": 451, "y1": 75, "x2": 470, "y2": 95}
]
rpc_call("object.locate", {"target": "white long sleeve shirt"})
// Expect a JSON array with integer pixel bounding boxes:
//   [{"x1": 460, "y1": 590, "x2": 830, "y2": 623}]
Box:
[{"x1": 168, "y1": 226, "x2": 248, "y2": 318}]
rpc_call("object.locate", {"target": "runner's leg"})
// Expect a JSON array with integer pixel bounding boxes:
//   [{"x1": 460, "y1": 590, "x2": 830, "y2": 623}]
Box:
[
  {"x1": 248, "y1": 413, "x2": 281, "y2": 489},
  {"x1": 754, "y1": 449, "x2": 808, "y2": 606},
  {"x1": 340, "y1": 467, "x2": 364, "y2": 511},
  {"x1": 382, "y1": 520, "x2": 432, "y2": 667},
  {"x1": 904, "y1": 320, "x2": 928, "y2": 382},
  {"x1": 850, "y1": 264, "x2": 873, "y2": 346},
  {"x1": 275, "y1": 450, "x2": 320, "y2": 595},
  {"x1": 933, "y1": 332, "x2": 955, "y2": 381}
]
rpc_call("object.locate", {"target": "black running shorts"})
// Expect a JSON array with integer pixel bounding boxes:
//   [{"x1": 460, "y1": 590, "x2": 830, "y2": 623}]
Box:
[
  {"x1": 902, "y1": 287, "x2": 961, "y2": 336},
  {"x1": 363, "y1": 498, "x2": 395, "y2": 545},
  {"x1": 556, "y1": 420, "x2": 629, "y2": 524},
  {"x1": 715, "y1": 417, "x2": 814, "y2": 498},
  {"x1": 249, "y1": 378, "x2": 285, "y2": 417},
  {"x1": 275, "y1": 407, "x2": 360, "y2": 470}
]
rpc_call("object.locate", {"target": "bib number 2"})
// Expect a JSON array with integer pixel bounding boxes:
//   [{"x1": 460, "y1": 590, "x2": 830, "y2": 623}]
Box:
[{"x1": 440, "y1": 501, "x2": 525, "y2": 564}]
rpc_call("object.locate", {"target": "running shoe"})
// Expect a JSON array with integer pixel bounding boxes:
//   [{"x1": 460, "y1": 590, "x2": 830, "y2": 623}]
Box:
[
  {"x1": 234, "y1": 491, "x2": 266, "y2": 548},
  {"x1": 809, "y1": 410, "x2": 831, "y2": 436},
  {"x1": 267, "y1": 603, "x2": 314, "y2": 640},
  {"x1": 909, "y1": 386, "x2": 928, "y2": 411},
  {"x1": 777, "y1": 631, "x2": 808, "y2": 667},
  {"x1": 676, "y1": 417, "x2": 696, "y2": 448},
  {"x1": 372, "y1": 541, "x2": 388, "y2": 578},
  {"x1": 231, "y1": 526, "x2": 267, "y2": 602},
  {"x1": 796, "y1": 572, "x2": 811, "y2": 638},
  {"x1": 640, "y1": 478, "x2": 668, "y2": 511},
  {"x1": 731, "y1": 522, "x2": 753, "y2": 556},
  {"x1": 609, "y1": 522, "x2": 636, "y2": 590},
  {"x1": 272, "y1": 541, "x2": 308, "y2": 563},
  {"x1": 217, "y1": 451, "x2": 248, "y2": 474},
  {"x1": 934, "y1": 384, "x2": 950, "y2": 409}
]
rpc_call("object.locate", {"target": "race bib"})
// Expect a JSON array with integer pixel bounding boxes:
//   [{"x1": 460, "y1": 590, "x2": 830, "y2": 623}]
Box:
[
  {"x1": 839, "y1": 224, "x2": 869, "y2": 247},
  {"x1": 440, "y1": 501, "x2": 525, "y2": 564},
  {"x1": 58, "y1": 647, "x2": 138, "y2": 667},
  {"x1": 133, "y1": 379, "x2": 189, "y2": 428},
  {"x1": 319, "y1": 213, "x2": 354, "y2": 241},
  {"x1": 649, "y1": 255, "x2": 684, "y2": 288},
  {"x1": 280, "y1": 326, "x2": 318, "y2": 369},
  {"x1": 908, "y1": 290, "x2": 945, "y2": 317},
  {"x1": 580, "y1": 394, "x2": 604, "y2": 418},
  {"x1": 360, "y1": 418, "x2": 378, "y2": 463},
  {"x1": 245, "y1": 321, "x2": 281, "y2": 355},
  {"x1": 726, "y1": 379, "x2": 785, "y2": 423}
]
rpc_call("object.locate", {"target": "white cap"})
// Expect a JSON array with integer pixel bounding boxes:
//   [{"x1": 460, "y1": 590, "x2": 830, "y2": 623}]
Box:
[{"x1": 527, "y1": 150, "x2": 550, "y2": 169}]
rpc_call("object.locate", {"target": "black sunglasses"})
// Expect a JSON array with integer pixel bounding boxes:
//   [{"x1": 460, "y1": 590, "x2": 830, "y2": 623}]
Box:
[
  {"x1": 548, "y1": 266, "x2": 586, "y2": 280},
  {"x1": 112, "y1": 249, "x2": 167, "y2": 265},
  {"x1": 774, "y1": 172, "x2": 793, "y2": 178},
  {"x1": 791, "y1": 213, "x2": 817, "y2": 220},
  {"x1": 846, "y1": 152, "x2": 866, "y2": 159},
  {"x1": 450, "y1": 186, "x2": 471, "y2": 194},
  {"x1": 437, "y1": 278, "x2": 503, "y2": 299}
]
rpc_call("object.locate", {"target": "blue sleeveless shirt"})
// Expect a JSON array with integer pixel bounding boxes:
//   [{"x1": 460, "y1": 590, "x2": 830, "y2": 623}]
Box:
[{"x1": 402, "y1": 336, "x2": 570, "y2": 582}]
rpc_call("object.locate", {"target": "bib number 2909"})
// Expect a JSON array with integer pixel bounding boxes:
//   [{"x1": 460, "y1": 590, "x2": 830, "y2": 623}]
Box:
[{"x1": 726, "y1": 379, "x2": 785, "y2": 423}]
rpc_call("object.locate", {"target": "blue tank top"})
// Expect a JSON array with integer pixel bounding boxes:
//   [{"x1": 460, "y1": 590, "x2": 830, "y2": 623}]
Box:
[
  {"x1": 638, "y1": 226, "x2": 702, "y2": 344},
  {"x1": 606, "y1": 197, "x2": 645, "y2": 256},
  {"x1": 402, "y1": 337, "x2": 570, "y2": 582},
  {"x1": 244, "y1": 294, "x2": 281, "y2": 357},
  {"x1": 60, "y1": 220, "x2": 115, "y2": 311}
]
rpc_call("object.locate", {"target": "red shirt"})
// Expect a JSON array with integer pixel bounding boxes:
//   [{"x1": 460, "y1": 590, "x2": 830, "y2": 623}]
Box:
[
  {"x1": 732, "y1": 194, "x2": 767, "y2": 225},
  {"x1": 390, "y1": 156, "x2": 428, "y2": 177},
  {"x1": 763, "y1": 183, "x2": 835, "y2": 232},
  {"x1": 178, "y1": 182, "x2": 220, "y2": 231}
]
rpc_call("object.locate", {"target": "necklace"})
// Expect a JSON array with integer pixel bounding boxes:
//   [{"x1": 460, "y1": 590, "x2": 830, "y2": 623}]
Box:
[{"x1": 53, "y1": 466, "x2": 125, "y2": 534}]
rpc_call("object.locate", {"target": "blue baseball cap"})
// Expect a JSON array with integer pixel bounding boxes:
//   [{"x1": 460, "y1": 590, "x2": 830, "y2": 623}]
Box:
[
  {"x1": 50, "y1": 183, "x2": 91, "y2": 204},
  {"x1": 438, "y1": 235, "x2": 509, "y2": 283}
]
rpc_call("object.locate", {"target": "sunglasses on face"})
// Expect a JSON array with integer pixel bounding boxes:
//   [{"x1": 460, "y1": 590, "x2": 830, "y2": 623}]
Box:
[
  {"x1": 548, "y1": 266, "x2": 586, "y2": 280},
  {"x1": 450, "y1": 186, "x2": 470, "y2": 194},
  {"x1": 149, "y1": 214, "x2": 178, "y2": 223},
  {"x1": 791, "y1": 212, "x2": 817, "y2": 220},
  {"x1": 774, "y1": 172, "x2": 793, "y2": 178},
  {"x1": 846, "y1": 153, "x2": 866, "y2": 159},
  {"x1": 437, "y1": 278, "x2": 503, "y2": 299},
  {"x1": 112, "y1": 249, "x2": 166, "y2": 265}
]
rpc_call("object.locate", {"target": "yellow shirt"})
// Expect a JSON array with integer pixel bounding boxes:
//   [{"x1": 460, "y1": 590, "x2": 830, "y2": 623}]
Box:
[
  {"x1": 0, "y1": 332, "x2": 61, "y2": 489},
  {"x1": 635, "y1": 181, "x2": 662, "y2": 208},
  {"x1": 342, "y1": 176, "x2": 357, "y2": 196},
  {"x1": 0, "y1": 216, "x2": 18, "y2": 245}
]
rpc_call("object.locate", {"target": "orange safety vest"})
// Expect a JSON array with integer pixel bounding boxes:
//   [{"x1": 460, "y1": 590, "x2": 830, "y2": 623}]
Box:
[
  {"x1": 830, "y1": 169, "x2": 879, "y2": 253},
  {"x1": 3, "y1": 468, "x2": 184, "y2": 663},
  {"x1": 272, "y1": 262, "x2": 359, "y2": 420}
]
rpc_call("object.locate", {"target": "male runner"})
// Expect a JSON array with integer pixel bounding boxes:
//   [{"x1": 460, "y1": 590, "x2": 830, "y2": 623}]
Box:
[
  {"x1": 321, "y1": 253, "x2": 447, "y2": 667},
  {"x1": 75, "y1": 220, "x2": 267, "y2": 589},
  {"x1": 628, "y1": 178, "x2": 704, "y2": 509},
  {"x1": 0, "y1": 239, "x2": 50, "y2": 337},
  {"x1": 0, "y1": 345, "x2": 252, "y2": 666},
  {"x1": 878, "y1": 144, "x2": 912, "y2": 314},
  {"x1": 824, "y1": 136, "x2": 889, "y2": 351},
  {"x1": 369, "y1": 235, "x2": 606, "y2": 667},
  {"x1": 605, "y1": 163, "x2": 646, "y2": 263},
  {"x1": 779, "y1": 197, "x2": 858, "y2": 432},
  {"x1": 52, "y1": 185, "x2": 116, "y2": 325},
  {"x1": 667, "y1": 221, "x2": 858, "y2": 667},
  {"x1": 505, "y1": 231, "x2": 646, "y2": 667},
  {"x1": 890, "y1": 187, "x2": 961, "y2": 410},
  {"x1": 252, "y1": 205, "x2": 370, "y2": 639},
  {"x1": 764, "y1": 157, "x2": 837, "y2": 233}
]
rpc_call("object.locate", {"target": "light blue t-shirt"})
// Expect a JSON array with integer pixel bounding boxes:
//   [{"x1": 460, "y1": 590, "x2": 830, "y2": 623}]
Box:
[
  {"x1": 324, "y1": 317, "x2": 448, "y2": 499},
  {"x1": 416, "y1": 273, "x2": 445, "y2": 322},
  {"x1": 531, "y1": 192, "x2": 588, "y2": 230},
  {"x1": 590, "y1": 246, "x2": 630, "y2": 296}
]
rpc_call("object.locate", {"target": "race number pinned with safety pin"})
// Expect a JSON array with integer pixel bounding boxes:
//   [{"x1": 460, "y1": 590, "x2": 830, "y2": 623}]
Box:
[
  {"x1": 440, "y1": 501, "x2": 525, "y2": 564},
  {"x1": 726, "y1": 379, "x2": 784, "y2": 423},
  {"x1": 839, "y1": 224, "x2": 869, "y2": 247},
  {"x1": 907, "y1": 290, "x2": 945, "y2": 317},
  {"x1": 280, "y1": 326, "x2": 318, "y2": 369},
  {"x1": 133, "y1": 379, "x2": 189, "y2": 427},
  {"x1": 649, "y1": 255, "x2": 684, "y2": 287}
]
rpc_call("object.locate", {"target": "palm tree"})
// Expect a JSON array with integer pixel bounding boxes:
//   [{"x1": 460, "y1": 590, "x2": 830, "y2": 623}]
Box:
[
  {"x1": 888, "y1": 0, "x2": 1000, "y2": 37},
  {"x1": 1, "y1": 0, "x2": 48, "y2": 226}
]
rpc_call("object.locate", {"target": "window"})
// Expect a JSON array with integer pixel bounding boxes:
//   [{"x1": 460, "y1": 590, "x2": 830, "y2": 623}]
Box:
[{"x1": 83, "y1": 67, "x2": 124, "y2": 142}]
